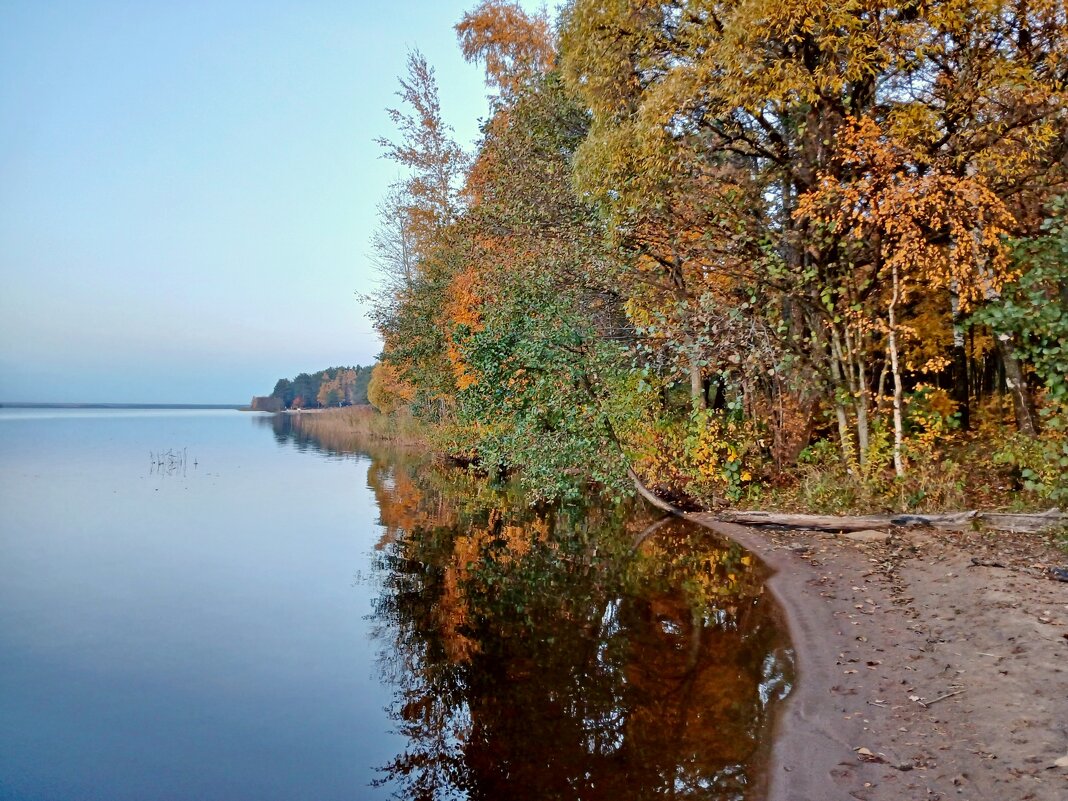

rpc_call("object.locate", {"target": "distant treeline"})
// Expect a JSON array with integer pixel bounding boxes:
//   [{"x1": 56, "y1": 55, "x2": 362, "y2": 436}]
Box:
[{"x1": 251, "y1": 366, "x2": 373, "y2": 411}]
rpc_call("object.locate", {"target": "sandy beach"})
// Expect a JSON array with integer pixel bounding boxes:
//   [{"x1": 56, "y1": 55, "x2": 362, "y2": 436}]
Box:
[{"x1": 690, "y1": 515, "x2": 1068, "y2": 801}]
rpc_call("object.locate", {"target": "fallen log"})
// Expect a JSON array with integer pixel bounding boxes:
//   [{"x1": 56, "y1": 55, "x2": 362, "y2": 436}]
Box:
[
  {"x1": 627, "y1": 467, "x2": 687, "y2": 514},
  {"x1": 709, "y1": 508, "x2": 1065, "y2": 534},
  {"x1": 712, "y1": 511, "x2": 901, "y2": 532},
  {"x1": 976, "y1": 509, "x2": 1067, "y2": 533}
]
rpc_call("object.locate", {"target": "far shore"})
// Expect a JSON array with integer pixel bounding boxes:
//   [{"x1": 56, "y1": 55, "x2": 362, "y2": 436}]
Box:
[
  {"x1": 244, "y1": 405, "x2": 379, "y2": 414},
  {"x1": 244, "y1": 406, "x2": 330, "y2": 414}
]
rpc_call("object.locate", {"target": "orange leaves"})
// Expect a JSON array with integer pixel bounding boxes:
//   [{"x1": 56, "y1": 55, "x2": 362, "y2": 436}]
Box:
[
  {"x1": 795, "y1": 116, "x2": 1017, "y2": 310},
  {"x1": 445, "y1": 268, "x2": 485, "y2": 331},
  {"x1": 443, "y1": 267, "x2": 485, "y2": 391},
  {"x1": 456, "y1": 1, "x2": 553, "y2": 98}
]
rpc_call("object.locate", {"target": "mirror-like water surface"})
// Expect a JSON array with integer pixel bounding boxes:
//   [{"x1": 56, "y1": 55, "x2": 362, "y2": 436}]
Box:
[{"x1": 0, "y1": 409, "x2": 791, "y2": 800}]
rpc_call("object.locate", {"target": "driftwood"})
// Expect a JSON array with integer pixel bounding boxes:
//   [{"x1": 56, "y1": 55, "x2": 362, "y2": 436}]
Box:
[
  {"x1": 628, "y1": 467, "x2": 685, "y2": 515},
  {"x1": 711, "y1": 508, "x2": 1066, "y2": 534},
  {"x1": 627, "y1": 465, "x2": 1064, "y2": 535}
]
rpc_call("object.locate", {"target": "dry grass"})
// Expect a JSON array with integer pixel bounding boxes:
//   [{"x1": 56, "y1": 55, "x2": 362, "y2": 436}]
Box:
[{"x1": 288, "y1": 406, "x2": 427, "y2": 451}]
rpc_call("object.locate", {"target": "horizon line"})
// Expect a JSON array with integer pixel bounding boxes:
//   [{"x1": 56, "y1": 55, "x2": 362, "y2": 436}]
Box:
[{"x1": 0, "y1": 402, "x2": 248, "y2": 409}]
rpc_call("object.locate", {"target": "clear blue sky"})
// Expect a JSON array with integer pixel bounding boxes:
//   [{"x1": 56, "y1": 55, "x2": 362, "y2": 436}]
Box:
[{"x1": 0, "y1": 1, "x2": 547, "y2": 403}]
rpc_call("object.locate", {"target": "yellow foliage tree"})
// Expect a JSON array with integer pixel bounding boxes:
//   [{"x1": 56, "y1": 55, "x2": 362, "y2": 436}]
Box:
[
  {"x1": 796, "y1": 116, "x2": 1017, "y2": 474},
  {"x1": 368, "y1": 362, "x2": 417, "y2": 414}
]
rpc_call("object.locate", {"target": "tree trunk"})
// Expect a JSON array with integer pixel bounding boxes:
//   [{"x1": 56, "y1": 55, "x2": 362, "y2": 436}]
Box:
[
  {"x1": 704, "y1": 377, "x2": 720, "y2": 410},
  {"x1": 949, "y1": 289, "x2": 970, "y2": 430},
  {"x1": 997, "y1": 336, "x2": 1038, "y2": 436},
  {"x1": 855, "y1": 356, "x2": 871, "y2": 469},
  {"x1": 708, "y1": 508, "x2": 1066, "y2": 534},
  {"x1": 888, "y1": 264, "x2": 906, "y2": 478},
  {"x1": 689, "y1": 349, "x2": 706, "y2": 411},
  {"x1": 841, "y1": 325, "x2": 871, "y2": 466},
  {"x1": 670, "y1": 250, "x2": 705, "y2": 411},
  {"x1": 627, "y1": 467, "x2": 686, "y2": 514},
  {"x1": 824, "y1": 326, "x2": 858, "y2": 463},
  {"x1": 827, "y1": 350, "x2": 854, "y2": 465}
]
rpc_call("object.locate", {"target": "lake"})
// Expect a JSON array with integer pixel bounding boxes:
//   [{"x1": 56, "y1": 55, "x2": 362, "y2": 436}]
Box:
[{"x1": 0, "y1": 409, "x2": 791, "y2": 800}]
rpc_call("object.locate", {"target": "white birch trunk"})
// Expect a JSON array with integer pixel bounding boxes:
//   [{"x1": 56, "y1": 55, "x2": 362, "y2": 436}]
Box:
[{"x1": 888, "y1": 263, "x2": 906, "y2": 478}]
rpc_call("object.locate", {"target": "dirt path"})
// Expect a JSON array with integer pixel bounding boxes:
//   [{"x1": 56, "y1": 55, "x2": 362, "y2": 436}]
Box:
[{"x1": 689, "y1": 514, "x2": 1068, "y2": 801}]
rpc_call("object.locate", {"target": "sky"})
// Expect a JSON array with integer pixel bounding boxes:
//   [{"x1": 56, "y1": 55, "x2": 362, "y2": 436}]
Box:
[{"x1": 0, "y1": 0, "x2": 550, "y2": 404}]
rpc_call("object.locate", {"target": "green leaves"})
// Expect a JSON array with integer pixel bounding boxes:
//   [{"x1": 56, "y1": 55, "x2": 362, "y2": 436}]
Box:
[
  {"x1": 978, "y1": 198, "x2": 1068, "y2": 500},
  {"x1": 368, "y1": 3, "x2": 1068, "y2": 507},
  {"x1": 974, "y1": 199, "x2": 1068, "y2": 405}
]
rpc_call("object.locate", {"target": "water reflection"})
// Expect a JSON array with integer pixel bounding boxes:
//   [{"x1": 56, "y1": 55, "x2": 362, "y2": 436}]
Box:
[
  {"x1": 263, "y1": 413, "x2": 792, "y2": 800},
  {"x1": 253, "y1": 411, "x2": 330, "y2": 452}
]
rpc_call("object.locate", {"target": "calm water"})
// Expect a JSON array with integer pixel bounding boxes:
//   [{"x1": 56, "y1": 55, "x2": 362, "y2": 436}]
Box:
[{"x1": 0, "y1": 409, "x2": 791, "y2": 800}]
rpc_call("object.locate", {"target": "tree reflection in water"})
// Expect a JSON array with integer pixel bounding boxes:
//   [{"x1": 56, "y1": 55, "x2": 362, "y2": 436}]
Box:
[
  {"x1": 361, "y1": 445, "x2": 792, "y2": 801},
  {"x1": 258, "y1": 414, "x2": 792, "y2": 799}
]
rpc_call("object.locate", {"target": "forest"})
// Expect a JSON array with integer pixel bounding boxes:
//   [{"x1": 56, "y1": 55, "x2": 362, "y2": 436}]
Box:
[
  {"x1": 261, "y1": 365, "x2": 374, "y2": 409},
  {"x1": 368, "y1": 0, "x2": 1068, "y2": 513}
]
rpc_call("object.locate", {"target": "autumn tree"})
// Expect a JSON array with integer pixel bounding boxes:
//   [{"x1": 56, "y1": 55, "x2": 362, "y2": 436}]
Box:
[
  {"x1": 371, "y1": 50, "x2": 471, "y2": 419},
  {"x1": 368, "y1": 361, "x2": 417, "y2": 414},
  {"x1": 365, "y1": 0, "x2": 1067, "y2": 506},
  {"x1": 973, "y1": 197, "x2": 1068, "y2": 501},
  {"x1": 795, "y1": 117, "x2": 1016, "y2": 474},
  {"x1": 377, "y1": 50, "x2": 468, "y2": 235},
  {"x1": 370, "y1": 3, "x2": 641, "y2": 499},
  {"x1": 455, "y1": 0, "x2": 554, "y2": 100},
  {"x1": 441, "y1": 63, "x2": 634, "y2": 499},
  {"x1": 561, "y1": 0, "x2": 1068, "y2": 471}
]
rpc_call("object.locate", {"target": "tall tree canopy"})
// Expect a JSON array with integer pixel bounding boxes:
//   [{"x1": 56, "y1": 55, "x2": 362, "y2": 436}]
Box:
[{"x1": 368, "y1": 1, "x2": 1068, "y2": 507}]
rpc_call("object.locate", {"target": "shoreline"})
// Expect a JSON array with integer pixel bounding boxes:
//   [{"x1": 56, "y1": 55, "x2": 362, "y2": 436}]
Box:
[{"x1": 689, "y1": 514, "x2": 1068, "y2": 801}]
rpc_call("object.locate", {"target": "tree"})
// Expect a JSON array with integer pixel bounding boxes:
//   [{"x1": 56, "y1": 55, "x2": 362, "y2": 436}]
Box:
[
  {"x1": 561, "y1": 0, "x2": 1068, "y2": 470},
  {"x1": 366, "y1": 0, "x2": 1068, "y2": 504},
  {"x1": 268, "y1": 368, "x2": 372, "y2": 409},
  {"x1": 443, "y1": 60, "x2": 643, "y2": 499},
  {"x1": 972, "y1": 197, "x2": 1068, "y2": 500},
  {"x1": 317, "y1": 372, "x2": 343, "y2": 407},
  {"x1": 371, "y1": 50, "x2": 472, "y2": 421},
  {"x1": 271, "y1": 378, "x2": 295, "y2": 408},
  {"x1": 370, "y1": 183, "x2": 418, "y2": 295},
  {"x1": 291, "y1": 372, "x2": 321, "y2": 408},
  {"x1": 368, "y1": 362, "x2": 416, "y2": 414},
  {"x1": 982, "y1": 198, "x2": 1068, "y2": 407},
  {"x1": 795, "y1": 117, "x2": 1016, "y2": 474},
  {"x1": 456, "y1": 0, "x2": 554, "y2": 100},
  {"x1": 376, "y1": 50, "x2": 468, "y2": 242}
]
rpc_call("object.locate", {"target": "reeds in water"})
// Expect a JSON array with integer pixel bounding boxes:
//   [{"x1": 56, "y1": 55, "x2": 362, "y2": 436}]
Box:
[{"x1": 149, "y1": 447, "x2": 194, "y2": 476}]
